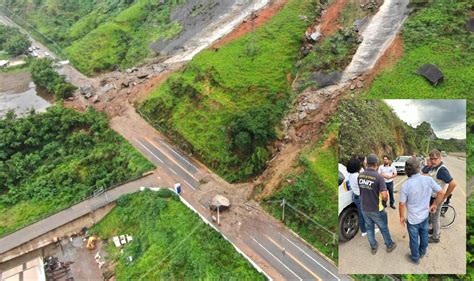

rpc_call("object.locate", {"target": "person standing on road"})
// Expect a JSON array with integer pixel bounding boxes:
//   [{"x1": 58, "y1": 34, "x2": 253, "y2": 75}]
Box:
[
  {"x1": 359, "y1": 154, "x2": 397, "y2": 255},
  {"x1": 378, "y1": 155, "x2": 397, "y2": 209},
  {"x1": 428, "y1": 149, "x2": 457, "y2": 243},
  {"x1": 399, "y1": 157, "x2": 445, "y2": 264},
  {"x1": 347, "y1": 158, "x2": 380, "y2": 237}
]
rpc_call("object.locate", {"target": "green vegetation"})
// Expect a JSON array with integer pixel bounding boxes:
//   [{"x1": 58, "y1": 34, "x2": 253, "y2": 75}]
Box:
[
  {"x1": 264, "y1": 121, "x2": 339, "y2": 261},
  {"x1": 0, "y1": 106, "x2": 154, "y2": 237},
  {"x1": 365, "y1": 0, "x2": 473, "y2": 98},
  {"x1": 3, "y1": 0, "x2": 185, "y2": 75},
  {"x1": 0, "y1": 25, "x2": 30, "y2": 56},
  {"x1": 139, "y1": 0, "x2": 318, "y2": 182},
  {"x1": 30, "y1": 58, "x2": 77, "y2": 99},
  {"x1": 91, "y1": 190, "x2": 264, "y2": 280},
  {"x1": 337, "y1": 99, "x2": 465, "y2": 164},
  {"x1": 297, "y1": 28, "x2": 359, "y2": 89},
  {"x1": 468, "y1": 100, "x2": 473, "y2": 179},
  {"x1": 465, "y1": 196, "x2": 474, "y2": 279}
]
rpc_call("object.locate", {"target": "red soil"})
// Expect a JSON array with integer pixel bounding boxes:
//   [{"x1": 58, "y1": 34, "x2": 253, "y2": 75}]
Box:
[
  {"x1": 319, "y1": 0, "x2": 349, "y2": 37},
  {"x1": 364, "y1": 35, "x2": 404, "y2": 89},
  {"x1": 211, "y1": 0, "x2": 289, "y2": 49}
]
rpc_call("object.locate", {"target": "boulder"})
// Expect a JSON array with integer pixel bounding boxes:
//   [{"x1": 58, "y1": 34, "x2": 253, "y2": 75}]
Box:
[
  {"x1": 209, "y1": 195, "x2": 230, "y2": 211},
  {"x1": 416, "y1": 64, "x2": 443, "y2": 85}
]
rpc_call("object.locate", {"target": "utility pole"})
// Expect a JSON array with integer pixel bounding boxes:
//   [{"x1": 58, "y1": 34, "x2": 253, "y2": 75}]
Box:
[{"x1": 281, "y1": 199, "x2": 286, "y2": 222}]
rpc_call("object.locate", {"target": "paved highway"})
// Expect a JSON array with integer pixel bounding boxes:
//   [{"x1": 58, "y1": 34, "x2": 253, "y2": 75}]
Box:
[
  {"x1": 130, "y1": 133, "x2": 349, "y2": 280},
  {"x1": 0, "y1": 6, "x2": 350, "y2": 279},
  {"x1": 108, "y1": 107, "x2": 350, "y2": 280}
]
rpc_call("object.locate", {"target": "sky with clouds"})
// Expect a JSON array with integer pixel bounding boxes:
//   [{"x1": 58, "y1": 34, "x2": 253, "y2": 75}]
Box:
[{"x1": 384, "y1": 99, "x2": 466, "y2": 140}]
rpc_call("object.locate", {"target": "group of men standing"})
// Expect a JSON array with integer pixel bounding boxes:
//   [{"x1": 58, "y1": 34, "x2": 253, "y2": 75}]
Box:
[{"x1": 353, "y1": 149, "x2": 457, "y2": 264}]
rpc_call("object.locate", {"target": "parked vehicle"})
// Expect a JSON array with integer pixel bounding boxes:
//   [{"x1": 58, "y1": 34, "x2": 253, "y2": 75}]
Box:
[
  {"x1": 338, "y1": 163, "x2": 359, "y2": 242},
  {"x1": 441, "y1": 151, "x2": 448, "y2": 157},
  {"x1": 393, "y1": 155, "x2": 410, "y2": 174}
]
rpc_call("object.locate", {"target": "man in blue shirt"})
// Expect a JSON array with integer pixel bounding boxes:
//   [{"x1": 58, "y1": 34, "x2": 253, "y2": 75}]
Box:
[{"x1": 399, "y1": 157, "x2": 445, "y2": 264}]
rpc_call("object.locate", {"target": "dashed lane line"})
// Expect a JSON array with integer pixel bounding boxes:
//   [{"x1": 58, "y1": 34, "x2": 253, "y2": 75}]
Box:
[{"x1": 249, "y1": 235, "x2": 303, "y2": 281}]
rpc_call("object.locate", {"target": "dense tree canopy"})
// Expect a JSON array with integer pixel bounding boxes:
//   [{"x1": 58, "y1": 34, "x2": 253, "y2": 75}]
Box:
[
  {"x1": 0, "y1": 25, "x2": 30, "y2": 56},
  {"x1": 92, "y1": 191, "x2": 264, "y2": 280},
  {"x1": 30, "y1": 58, "x2": 77, "y2": 100},
  {"x1": 0, "y1": 106, "x2": 154, "y2": 236}
]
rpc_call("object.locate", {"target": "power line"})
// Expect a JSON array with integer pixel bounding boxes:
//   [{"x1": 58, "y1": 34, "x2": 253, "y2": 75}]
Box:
[{"x1": 267, "y1": 199, "x2": 337, "y2": 243}]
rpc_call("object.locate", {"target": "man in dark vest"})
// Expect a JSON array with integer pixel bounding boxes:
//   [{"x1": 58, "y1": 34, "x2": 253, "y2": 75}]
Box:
[{"x1": 359, "y1": 154, "x2": 397, "y2": 255}]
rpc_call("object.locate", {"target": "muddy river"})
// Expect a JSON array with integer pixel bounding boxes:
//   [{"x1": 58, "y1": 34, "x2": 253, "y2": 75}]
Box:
[{"x1": 0, "y1": 70, "x2": 52, "y2": 118}]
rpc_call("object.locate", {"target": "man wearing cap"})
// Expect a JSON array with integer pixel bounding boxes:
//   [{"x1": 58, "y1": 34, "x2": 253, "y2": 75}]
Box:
[
  {"x1": 359, "y1": 154, "x2": 397, "y2": 255},
  {"x1": 399, "y1": 157, "x2": 445, "y2": 264},
  {"x1": 427, "y1": 149, "x2": 456, "y2": 243}
]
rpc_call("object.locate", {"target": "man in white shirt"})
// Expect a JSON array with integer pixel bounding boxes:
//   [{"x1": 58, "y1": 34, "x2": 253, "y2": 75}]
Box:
[{"x1": 378, "y1": 155, "x2": 397, "y2": 209}]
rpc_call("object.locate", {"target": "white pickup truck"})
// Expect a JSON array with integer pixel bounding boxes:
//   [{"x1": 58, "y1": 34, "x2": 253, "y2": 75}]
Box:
[{"x1": 338, "y1": 163, "x2": 359, "y2": 242}]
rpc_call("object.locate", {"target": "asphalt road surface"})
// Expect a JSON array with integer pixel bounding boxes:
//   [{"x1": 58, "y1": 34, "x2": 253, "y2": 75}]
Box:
[
  {"x1": 0, "y1": 5, "x2": 350, "y2": 279},
  {"x1": 339, "y1": 155, "x2": 466, "y2": 274},
  {"x1": 132, "y1": 135, "x2": 349, "y2": 280}
]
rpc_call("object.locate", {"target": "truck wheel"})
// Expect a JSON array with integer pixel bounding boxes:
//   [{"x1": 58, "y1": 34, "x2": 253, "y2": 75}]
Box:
[{"x1": 339, "y1": 206, "x2": 359, "y2": 242}]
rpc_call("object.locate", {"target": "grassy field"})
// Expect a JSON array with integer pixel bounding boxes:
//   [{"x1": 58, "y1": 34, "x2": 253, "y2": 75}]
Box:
[
  {"x1": 264, "y1": 121, "x2": 339, "y2": 261},
  {"x1": 139, "y1": 0, "x2": 318, "y2": 182},
  {"x1": 91, "y1": 190, "x2": 264, "y2": 280},
  {"x1": 0, "y1": 106, "x2": 154, "y2": 237},
  {"x1": 3, "y1": 0, "x2": 185, "y2": 75},
  {"x1": 364, "y1": 0, "x2": 473, "y2": 98},
  {"x1": 64, "y1": 0, "x2": 184, "y2": 75}
]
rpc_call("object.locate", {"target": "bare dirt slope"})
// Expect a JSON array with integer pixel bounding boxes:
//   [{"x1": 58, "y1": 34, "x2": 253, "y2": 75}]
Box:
[{"x1": 211, "y1": 0, "x2": 288, "y2": 48}]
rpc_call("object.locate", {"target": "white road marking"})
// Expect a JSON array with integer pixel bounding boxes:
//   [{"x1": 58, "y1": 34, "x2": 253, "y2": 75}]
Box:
[
  {"x1": 136, "y1": 139, "x2": 164, "y2": 164},
  {"x1": 138, "y1": 138, "x2": 197, "y2": 191},
  {"x1": 183, "y1": 180, "x2": 196, "y2": 191},
  {"x1": 249, "y1": 235, "x2": 303, "y2": 281},
  {"x1": 169, "y1": 167, "x2": 178, "y2": 175},
  {"x1": 282, "y1": 236, "x2": 340, "y2": 281},
  {"x1": 162, "y1": 142, "x2": 199, "y2": 171},
  {"x1": 145, "y1": 137, "x2": 199, "y2": 181}
]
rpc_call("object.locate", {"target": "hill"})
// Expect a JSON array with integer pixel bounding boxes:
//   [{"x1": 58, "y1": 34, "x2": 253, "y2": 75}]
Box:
[
  {"x1": 337, "y1": 99, "x2": 465, "y2": 163},
  {"x1": 364, "y1": 0, "x2": 473, "y2": 98},
  {"x1": 2, "y1": 0, "x2": 186, "y2": 75}
]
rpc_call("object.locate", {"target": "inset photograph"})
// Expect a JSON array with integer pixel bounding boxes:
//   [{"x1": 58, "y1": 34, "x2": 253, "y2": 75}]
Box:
[{"x1": 338, "y1": 99, "x2": 466, "y2": 274}]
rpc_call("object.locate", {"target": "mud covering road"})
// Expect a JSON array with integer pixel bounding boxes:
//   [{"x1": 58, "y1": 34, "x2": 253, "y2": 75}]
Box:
[{"x1": 339, "y1": 155, "x2": 466, "y2": 274}]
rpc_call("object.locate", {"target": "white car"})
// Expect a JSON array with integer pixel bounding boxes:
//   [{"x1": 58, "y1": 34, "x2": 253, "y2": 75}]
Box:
[
  {"x1": 393, "y1": 156, "x2": 410, "y2": 174},
  {"x1": 338, "y1": 163, "x2": 359, "y2": 242}
]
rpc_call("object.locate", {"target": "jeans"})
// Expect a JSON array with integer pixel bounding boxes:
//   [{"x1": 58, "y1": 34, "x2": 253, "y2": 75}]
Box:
[
  {"x1": 352, "y1": 193, "x2": 367, "y2": 233},
  {"x1": 407, "y1": 217, "x2": 429, "y2": 262},
  {"x1": 362, "y1": 210, "x2": 394, "y2": 249},
  {"x1": 429, "y1": 199, "x2": 442, "y2": 239},
  {"x1": 382, "y1": 181, "x2": 395, "y2": 208}
]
